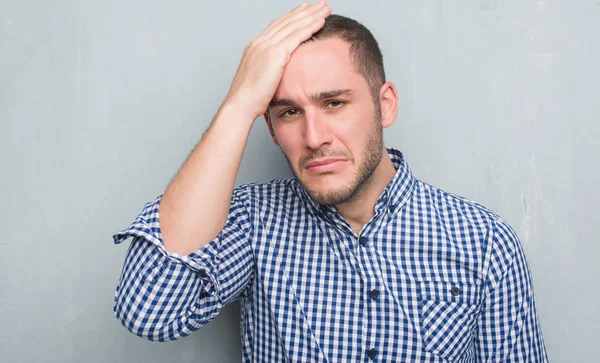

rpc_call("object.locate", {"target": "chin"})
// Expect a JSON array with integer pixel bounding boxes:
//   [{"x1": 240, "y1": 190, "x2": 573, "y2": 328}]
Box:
[
  {"x1": 305, "y1": 183, "x2": 356, "y2": 205},
  {"x1": 290, "y1": 163, "x2": 358, "y2": 204}
]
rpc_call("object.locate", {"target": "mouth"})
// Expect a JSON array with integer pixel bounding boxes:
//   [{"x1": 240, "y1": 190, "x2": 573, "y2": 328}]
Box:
[{"x1": 304, "y1": 158, "x2": 347, "y2": 174}]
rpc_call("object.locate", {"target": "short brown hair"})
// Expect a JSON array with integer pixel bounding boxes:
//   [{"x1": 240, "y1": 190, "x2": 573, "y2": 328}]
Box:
[{"x1": 307, "y1": 14, "x2": 386, "y2": 102}]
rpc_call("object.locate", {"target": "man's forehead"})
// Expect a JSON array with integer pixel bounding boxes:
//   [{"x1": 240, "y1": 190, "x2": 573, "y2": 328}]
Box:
[{"x1": 273, "y1": 38, "x2": 364, "y2": 102}]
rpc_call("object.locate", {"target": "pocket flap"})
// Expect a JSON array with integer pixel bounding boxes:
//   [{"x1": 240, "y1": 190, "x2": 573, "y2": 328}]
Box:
[{"x1": 419, "y1": 280, "x2": 482, "y2": 305}]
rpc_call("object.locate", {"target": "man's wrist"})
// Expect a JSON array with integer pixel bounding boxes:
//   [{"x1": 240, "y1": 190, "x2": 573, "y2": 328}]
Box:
[{"x1": 219, "y1": 95, "x2": 264, "y2": 126}]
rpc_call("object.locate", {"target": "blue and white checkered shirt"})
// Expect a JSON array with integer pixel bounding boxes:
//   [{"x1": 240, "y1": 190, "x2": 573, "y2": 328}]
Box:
[{"x1": 113, "y1": 148, "x2": 547, "y2": 362}]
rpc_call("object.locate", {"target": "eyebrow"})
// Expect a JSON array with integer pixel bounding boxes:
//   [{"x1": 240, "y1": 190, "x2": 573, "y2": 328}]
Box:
[{"x1": 268, "y1": 89, "x2": 354, "y2": 108}]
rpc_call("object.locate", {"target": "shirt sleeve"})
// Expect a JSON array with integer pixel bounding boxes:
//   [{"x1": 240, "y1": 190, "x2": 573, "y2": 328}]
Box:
[
  {"x1": 474, "y1": 217, "x2": 548, "y2": 362},
  {"x1": 112, "y1": 190, "x2": 254, "y2": 342}
]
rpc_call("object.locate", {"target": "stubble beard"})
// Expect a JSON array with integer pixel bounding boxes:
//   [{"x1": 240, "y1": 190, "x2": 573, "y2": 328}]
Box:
[{"x1": 283, "y1": 112, "x2": 385, "y2": 206}]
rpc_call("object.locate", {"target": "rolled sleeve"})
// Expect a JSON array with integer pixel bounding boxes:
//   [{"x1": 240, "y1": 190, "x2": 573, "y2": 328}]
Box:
[
  {"x1": 113, "y1": 191, "x2": 254, "y2": 341},
  {"x1": 475, "y1": 217, "x2": 548, "y2": 362}
]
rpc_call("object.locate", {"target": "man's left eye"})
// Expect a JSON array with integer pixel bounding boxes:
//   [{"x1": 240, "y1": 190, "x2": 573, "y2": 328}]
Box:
[{"x1": 328, "y1": 100, "x2": 345, "y2": 108}]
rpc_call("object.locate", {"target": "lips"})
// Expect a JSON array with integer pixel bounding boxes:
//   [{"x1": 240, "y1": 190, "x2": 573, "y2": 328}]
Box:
[{"x1": 305, "y1": 158, "x2": 347, "y2": 173}]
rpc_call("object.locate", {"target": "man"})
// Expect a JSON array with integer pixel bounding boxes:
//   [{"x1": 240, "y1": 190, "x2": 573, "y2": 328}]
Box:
[{"x1": 113, "y1": 1, "x2": 548, "y2": 361}]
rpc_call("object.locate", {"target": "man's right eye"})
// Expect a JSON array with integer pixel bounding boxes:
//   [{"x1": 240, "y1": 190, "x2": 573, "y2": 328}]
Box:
[{"x1": 280, "y1": 109, "x2": 300, "y2": 118}]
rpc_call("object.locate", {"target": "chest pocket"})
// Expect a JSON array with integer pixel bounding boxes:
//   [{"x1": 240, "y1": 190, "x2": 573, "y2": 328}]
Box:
[{"x1": 418, "y1": 281, "x2": 483, "y2": 361}]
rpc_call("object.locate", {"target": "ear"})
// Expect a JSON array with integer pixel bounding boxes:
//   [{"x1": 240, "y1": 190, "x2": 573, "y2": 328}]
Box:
[
  {"x1": 264, "y1": 110, "x2": 280, "y2": 145},
  {"x1": 378, "y1": 82, "x2": 398, "y2": 129}
]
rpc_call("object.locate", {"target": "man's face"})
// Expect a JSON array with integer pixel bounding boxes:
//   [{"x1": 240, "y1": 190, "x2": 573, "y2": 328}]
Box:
[{"x1": 266, "y1": 37, "x2": 386, "y2": 205}]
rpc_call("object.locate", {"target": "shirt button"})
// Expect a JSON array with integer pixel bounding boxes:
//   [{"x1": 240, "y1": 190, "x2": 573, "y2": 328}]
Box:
[
  {"x1": 369, "y1": 289, "x2": 379, "y2": 300},
  {"x1": 367, "y1": 348, "x2": 377, "y2": 359},
  {"x1": 359, "y1": 237, "x2": 367, "y2": 246},
  {"x1": 388, "y1": 204, "x2": 396, "y2": 213},
  {"x1": 450, "y1": 286, "x2": 461, "y2": 296}
]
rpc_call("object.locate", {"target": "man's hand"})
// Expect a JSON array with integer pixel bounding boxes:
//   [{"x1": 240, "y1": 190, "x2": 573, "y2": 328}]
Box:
[
  {"x1": 224, "y1": 1, "x2": 331, "y2": 120},
  {"x1": 160, "y1": 2, "x2": 330, "y2": 257}
]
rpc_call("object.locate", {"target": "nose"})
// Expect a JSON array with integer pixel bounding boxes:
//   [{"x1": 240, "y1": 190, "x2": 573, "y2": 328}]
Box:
[{"x1": 304, "y1": 109, "x2": 333, "y2": 150}]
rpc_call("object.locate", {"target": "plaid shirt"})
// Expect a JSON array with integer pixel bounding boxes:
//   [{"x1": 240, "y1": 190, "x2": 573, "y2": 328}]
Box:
[{"x1": 113, "y1": 148, "x2": 547, "y2": 362}]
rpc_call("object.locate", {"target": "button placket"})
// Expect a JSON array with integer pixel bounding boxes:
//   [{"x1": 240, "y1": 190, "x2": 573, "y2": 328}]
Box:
[{"x1": 356, "y1": 234, "x2": 385, "y2": 362}]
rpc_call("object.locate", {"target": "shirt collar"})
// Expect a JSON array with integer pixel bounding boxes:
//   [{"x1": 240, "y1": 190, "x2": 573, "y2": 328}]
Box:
[
  {"x1": 294, "y1": 147, "x2": 415, "y2": 218},
  {"x1": 375, "y1": 147, "x2": 415, "y2": 216}
]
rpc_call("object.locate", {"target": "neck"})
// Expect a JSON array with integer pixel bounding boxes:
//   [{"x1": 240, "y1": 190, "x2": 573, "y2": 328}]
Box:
[{"x1": 334, "y1": 150, "x2": 397, "y2": 235}]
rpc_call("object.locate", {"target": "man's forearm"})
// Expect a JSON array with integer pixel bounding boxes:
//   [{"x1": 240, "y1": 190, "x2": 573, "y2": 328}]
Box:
[{"x1": 159, "y1": 102, "x2": 255, "y2": 256}]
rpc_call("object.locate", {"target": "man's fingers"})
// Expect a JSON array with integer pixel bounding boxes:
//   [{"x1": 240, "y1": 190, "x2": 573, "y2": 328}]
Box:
[
  {"x1": 225, "y1": 1, "x2": 329, "y2": 120},
  {"x1": 268, "y1": 5, "x2": 330, "y2": 49},
  {"x1": 261, "y1": 2, "x2": 308, "y2": 39},
  {"x1": 262, "y1": 2, "x2": 307, "y2": 36},
  {"x1": 262, "y1": 1, "x2": 326, "y2": 41}
]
